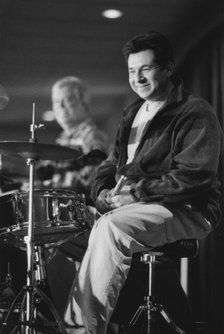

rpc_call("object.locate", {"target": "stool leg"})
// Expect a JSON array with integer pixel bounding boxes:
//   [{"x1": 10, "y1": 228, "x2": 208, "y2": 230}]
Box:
[
  {"x1": 146, "y1": 256, "x2": 154, "y2": 334},
  {"x1": 128, "y1": 256, "x2": 155, "y2": 333},
  {"x1": 158, "y1": 304, "x2": 186, "y2": 334},
  {"x1": 127, "y1": 254, "x2": 188, "y2": 334}
]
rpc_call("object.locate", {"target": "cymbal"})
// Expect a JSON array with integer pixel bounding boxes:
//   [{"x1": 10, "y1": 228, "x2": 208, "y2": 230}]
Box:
[{"x1": 0, "y1": 141, "x2": 82, "y2": 161}]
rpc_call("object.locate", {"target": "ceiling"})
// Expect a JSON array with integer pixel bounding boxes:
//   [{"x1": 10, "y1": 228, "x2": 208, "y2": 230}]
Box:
[{"x1": 0, "y1": 0, "x2": 224, "y2": 144}]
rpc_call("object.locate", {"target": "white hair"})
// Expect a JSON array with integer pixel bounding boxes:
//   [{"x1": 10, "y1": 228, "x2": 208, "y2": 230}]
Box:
[{"x1": 52, "y1": 76, "x2": 90, "y2": 109}]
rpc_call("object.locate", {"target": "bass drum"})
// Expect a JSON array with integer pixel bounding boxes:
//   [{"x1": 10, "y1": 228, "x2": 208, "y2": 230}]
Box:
[{"x1": 1, "y1": 189, "x2": 92, "y2": 245}]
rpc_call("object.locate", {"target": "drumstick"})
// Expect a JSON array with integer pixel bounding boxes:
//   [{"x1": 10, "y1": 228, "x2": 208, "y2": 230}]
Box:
[{"x1": 111, "y1": 175, "x2": 127, "y2": 196}]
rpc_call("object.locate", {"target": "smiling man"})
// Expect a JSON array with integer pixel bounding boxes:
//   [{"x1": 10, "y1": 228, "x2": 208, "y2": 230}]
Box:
[
  {"x1": 36, "y1": 76, "x2": 108, "y2": 197},
  {"x1": 64, "y1": 31, "x2": 223, "y2": 334}
]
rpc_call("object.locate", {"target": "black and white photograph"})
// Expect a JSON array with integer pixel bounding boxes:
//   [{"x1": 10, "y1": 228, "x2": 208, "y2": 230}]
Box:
[{"x1": 0, "y1": 1, "x2": 224, "y2": 333}]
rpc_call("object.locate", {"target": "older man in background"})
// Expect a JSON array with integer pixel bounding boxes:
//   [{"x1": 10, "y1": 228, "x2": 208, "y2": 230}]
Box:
[{"x1": 42, "y1": 76, "x2": 108, "y2": 319}]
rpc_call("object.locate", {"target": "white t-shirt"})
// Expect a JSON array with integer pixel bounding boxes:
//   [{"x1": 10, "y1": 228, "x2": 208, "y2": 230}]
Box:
[{"x1": 127, "y1": 100, "x2": 165, "y2": 163}]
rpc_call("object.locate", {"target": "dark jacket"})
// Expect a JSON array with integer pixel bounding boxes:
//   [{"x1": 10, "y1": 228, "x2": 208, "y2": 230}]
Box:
[{"x1": 91, "y1": 83, "x2": 223, "y2": 227}]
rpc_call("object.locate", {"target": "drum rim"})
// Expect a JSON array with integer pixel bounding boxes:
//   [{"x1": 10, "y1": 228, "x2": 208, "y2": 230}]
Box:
[
  {"x1": 0, "y1": 190, "x2": 18, "y2": 199},
  {"x1": 19, "y1": 188, "x2": 83, "y2": 197}
]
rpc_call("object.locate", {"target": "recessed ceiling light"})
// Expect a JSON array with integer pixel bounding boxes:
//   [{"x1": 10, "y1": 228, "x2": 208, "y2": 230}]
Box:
[{"x1": 102, "y1": 9, "x2": 123, "y2": 19}]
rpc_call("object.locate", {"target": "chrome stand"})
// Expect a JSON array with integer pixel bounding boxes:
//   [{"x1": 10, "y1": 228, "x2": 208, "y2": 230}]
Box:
[
  {"x1": 128, "y1": 253, "x2": 186, "y2": 334},
  {"x1": 1, "y1": 247, "x2": 67, "y2": 333},
  {"x1": 1, "y1": 105, "x2": 67, "y2": 334}
]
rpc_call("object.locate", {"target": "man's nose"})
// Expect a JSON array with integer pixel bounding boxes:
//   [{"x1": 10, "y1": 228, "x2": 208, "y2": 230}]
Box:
[
  {"x1": 136, "y1": 71, "x2": 145, "y2": 83},
  {"x1": 60, "y1": 99, "x2": 66, "y2": 108},
  {"x1": 53, "y1": 100, "x2": 65, "y2": 111},
  {"x1": 56, "y1": 99, "x2": 65, "y2": 109}
]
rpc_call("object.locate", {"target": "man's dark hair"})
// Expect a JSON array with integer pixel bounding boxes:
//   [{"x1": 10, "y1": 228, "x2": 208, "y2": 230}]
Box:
[{"x1": 122, "y1": 31, "x2": 174, "y2": 68}]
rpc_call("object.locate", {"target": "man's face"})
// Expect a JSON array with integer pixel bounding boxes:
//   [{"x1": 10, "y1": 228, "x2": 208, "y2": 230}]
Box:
[
  {"x1": 52, "y1": 86, "x2": 84, "y2": 130},
  {"x1": 128, "y1": 49, "x2": 171, "y2": 101}
]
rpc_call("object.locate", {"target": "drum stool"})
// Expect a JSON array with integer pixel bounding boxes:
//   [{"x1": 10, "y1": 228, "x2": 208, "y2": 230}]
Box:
[{"x1": 127, "y1": 239, "x2": 199, "y2": 334}]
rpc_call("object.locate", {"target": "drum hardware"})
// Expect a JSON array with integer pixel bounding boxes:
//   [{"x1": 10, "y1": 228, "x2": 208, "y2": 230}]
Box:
[
  {"x1": 34, "y1": 246, "x2": 47, "y2": 284},
  {"x1": 0, "y1": 230, "x2": 25, "y2": 250},
  {"x1": 51, "y1": 197, "x2": 60, "y2": 223},
  {"x1": 0, "y1": 104, "x2": 82, "y2": 333},
  {"x1": 0, "y1": 262, "x2": 15, "y2": 303},
  {"x1": 4, "y1": 262, "x2": 13, "y2": 291},
  {"x1": 43, "y1": 229, "x2": 89, "y2": 267},
  {"x1": 0, "y1": 262, "x2": 17, "y2": 330}
]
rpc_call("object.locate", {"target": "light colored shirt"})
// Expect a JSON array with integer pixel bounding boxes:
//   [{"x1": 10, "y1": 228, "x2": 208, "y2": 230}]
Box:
[
  {"x1": 127, "y1": 100, "x2": 165, "y2": 163},
  {"x1": 38, "y1": 118, "x2": 108, "y2": 195}
]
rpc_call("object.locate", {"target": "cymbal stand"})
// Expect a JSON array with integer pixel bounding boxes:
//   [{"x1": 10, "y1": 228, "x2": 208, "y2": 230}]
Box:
[{"x1": 2, "y1": 104, "x2": 67, "y2": 334}]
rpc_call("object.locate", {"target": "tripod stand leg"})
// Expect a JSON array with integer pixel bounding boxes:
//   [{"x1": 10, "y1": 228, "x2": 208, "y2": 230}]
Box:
[
  {"x1": 1, "y1": 285, "x2": 67, "y2": 334},
  {"x1": 2, "y1": 287, "x2": 25, "y2": 330},
  {"x1": 35, "y1": 287, "x2": 67, "y2": 334},
  {"x1": 126, "y1": 302, "x2": 155, "y2": 334},
  {"x1": 159, "y1": 306, "x2": 186, "y2": 334},
  {"x1": 129, "y1": 305, "x2": 146, "y2": 326},
  {"x1": 146, "y1": 307, "x2": 151, "y2": 334}
]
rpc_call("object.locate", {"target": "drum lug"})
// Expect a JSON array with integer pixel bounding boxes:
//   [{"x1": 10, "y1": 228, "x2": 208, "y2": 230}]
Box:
[
  {"x1": 76, "y1": 199, "x2": 87, "y2": 225},
  {"x1": 67, "y1": 202, "x2": 76, "y2": 220},
  {"x1": 52, "y1": 198, "x2": 60, "y2": 224},
  {"x1": 59, "y1": 200, "x2": 76, "y2": 221}
]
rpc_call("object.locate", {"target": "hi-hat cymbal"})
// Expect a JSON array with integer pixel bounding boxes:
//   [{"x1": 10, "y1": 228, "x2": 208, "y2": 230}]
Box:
[{"x1": 0, "y1": 141, "x2": 82, "y2": 160}]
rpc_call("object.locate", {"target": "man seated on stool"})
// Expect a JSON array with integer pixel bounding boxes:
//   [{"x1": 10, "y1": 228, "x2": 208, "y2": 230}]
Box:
[{"x1": 64, "y1": 31, "x2": 223, "y2": 334}]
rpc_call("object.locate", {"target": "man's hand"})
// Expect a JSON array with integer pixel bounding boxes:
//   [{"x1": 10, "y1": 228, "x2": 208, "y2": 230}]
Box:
[
  {"x1": 95, "y1": 189, "x2": 113, "y2": 214},
  {"x1": 96, "y1": 185, "x2": 137, "y2": 214},
  {"x1": 106, "y1": 185, "x2": 136, "y2": 209}
]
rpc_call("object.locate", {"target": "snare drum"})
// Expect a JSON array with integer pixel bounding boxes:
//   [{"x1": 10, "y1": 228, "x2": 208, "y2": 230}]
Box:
[{"x1": 1, "y1": 189, "x2": 91, "y2": 245}]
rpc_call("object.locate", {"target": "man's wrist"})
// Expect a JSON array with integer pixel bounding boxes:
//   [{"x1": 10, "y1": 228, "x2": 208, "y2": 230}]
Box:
[
  {"x1": 98, "y1": 188, "x2": 110, "y2": 198},
  {"x1": 130, "y1": 184, "x2": 140, "y2": 202}
]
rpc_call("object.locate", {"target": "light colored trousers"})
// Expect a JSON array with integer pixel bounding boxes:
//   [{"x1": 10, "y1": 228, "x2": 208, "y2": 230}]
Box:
[{"x1": 64, "y1": 202, "x2": 211, "y2": 334}]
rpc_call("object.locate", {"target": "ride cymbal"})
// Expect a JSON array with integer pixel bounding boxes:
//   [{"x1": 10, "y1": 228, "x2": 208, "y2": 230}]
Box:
[{"x1": 0, "y1": 141, "x2": 82, "y2": 160}]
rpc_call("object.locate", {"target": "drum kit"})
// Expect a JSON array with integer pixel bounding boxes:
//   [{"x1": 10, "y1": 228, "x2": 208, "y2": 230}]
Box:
[{"x1": 0, "y1": 110, "x2": 91, "y2": 333}]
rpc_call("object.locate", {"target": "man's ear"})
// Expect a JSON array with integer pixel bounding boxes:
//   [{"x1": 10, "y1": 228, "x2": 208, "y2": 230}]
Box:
[{"x1": 166, "y1": 61, "x2": 174, "y2": 77}]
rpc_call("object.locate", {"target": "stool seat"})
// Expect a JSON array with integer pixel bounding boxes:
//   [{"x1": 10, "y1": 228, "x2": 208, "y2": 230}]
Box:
[
  {"x1": 132, "y1": 239, "x2": 199, "y2": 264},
  {"x1": 150, "y1": 239, "x2": 199, "y2": 258}
]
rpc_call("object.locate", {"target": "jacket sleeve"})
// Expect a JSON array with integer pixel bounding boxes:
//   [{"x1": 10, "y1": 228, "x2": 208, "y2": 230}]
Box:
[{"x1": 90, "y1": 123, "x2": 123, "y2": 201}]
